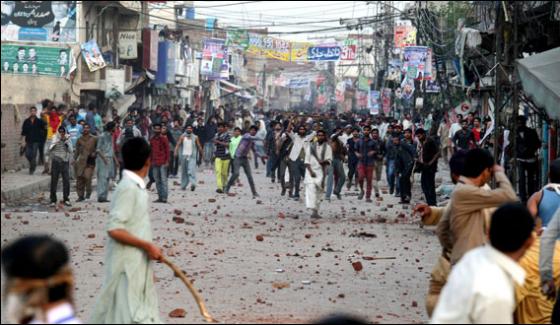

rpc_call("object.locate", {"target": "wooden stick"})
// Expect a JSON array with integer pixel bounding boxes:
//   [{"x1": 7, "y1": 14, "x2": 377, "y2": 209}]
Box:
[{"x1": 161, "y1": 256, "x2": 217, "y2": 323}]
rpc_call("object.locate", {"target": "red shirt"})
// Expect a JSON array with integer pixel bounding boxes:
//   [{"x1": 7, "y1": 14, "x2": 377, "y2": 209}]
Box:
[
  {"x1": 150, "y1": 135, "x2": 170, "y2": 166},
  {"x1": 113, "y1": 127, "x2": 121, "y2": 153}
]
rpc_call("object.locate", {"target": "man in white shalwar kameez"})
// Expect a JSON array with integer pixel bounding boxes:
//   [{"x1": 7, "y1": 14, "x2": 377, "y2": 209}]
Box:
[{"x1": 305, "y1": 130, "x2": 332, "y2": 219}]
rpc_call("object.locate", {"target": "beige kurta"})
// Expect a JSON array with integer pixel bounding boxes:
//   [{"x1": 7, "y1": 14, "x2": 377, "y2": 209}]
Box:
[{"x1": 90, "y1": 171, "x2": 162, "y2": 324}]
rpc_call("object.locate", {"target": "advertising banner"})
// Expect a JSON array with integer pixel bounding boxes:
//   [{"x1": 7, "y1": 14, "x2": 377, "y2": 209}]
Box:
[
  {"x1": 1, "y1": 1, "x2": 77, "y2": 43},
  {"x1": 288, "y1": 78, "x2": 310, "y2": 89},
  {"x1": 81, "y1": 40, "x2": 106, "y2": 72},
  {"x1": 340, "y1": 39, "x2": 357, "y2": 61},
  {"x1": 118, "y1": 32, "x2": 137, "y2": 59},
  {"x1": 290, "y1": 42, "x2": 310, "y2": 62},
  {"x1": 225, "y1": 28, "x2": 249, "y2": 49},
  {"x1": 402, "y1": 46, "x2": 428, "y2": 80},
  {"x1": 1, "y1": 44, "x2": 71, "y2": 77},
  {"x1": 247, "y1": 33, "x2": 290, "y2": 61},
  {"x1": 369, "y1": 90, "x2": 380, "y2": 115},
  {"x1": 201, "y1": 39, "x2": 228, "y2": 80},
  {"x1": 142, "y1": 29, "x2": 158, "y2": 71},
  {"x1": 382, "y1": 88, "x2": 392, "y2": 115},
  {"x1": 394, "y1": 25, "x2": 416, "y2": 48},
  {"x1": 307, "y1": 46, "x2": 341, "y2": 61}
]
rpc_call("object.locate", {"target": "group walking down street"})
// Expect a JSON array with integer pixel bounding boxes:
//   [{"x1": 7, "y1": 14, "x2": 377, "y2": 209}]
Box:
[{"x1": 2, "y1": 1, "x2": 560, "y2": 324}]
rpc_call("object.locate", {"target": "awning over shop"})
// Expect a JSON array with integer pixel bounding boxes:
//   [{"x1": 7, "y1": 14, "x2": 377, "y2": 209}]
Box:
[
  {"x1": 516, "y1": 47, "x2": 560, "y2": 119},
  {"x1": 219, "y1": 80, "x2": 253, "y2": 100}
]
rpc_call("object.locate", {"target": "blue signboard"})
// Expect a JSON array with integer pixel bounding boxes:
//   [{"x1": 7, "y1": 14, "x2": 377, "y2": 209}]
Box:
[
  {"x1": 156, "y1": 41, "x2": 169, "y2": 85},
  {"x1": 307, "y1": 46, "x2": 341, "y2": 61}
]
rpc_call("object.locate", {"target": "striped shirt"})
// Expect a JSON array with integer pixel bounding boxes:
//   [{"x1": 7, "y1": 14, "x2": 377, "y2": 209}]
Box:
[{"x1": 214, "y1": 132, "x2": 231, "y2": 159}]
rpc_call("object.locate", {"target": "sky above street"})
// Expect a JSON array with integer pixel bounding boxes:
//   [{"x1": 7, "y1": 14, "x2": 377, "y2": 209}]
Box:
[{"x1": 193, "y1": 1, "x2": 409, "y2": 41}]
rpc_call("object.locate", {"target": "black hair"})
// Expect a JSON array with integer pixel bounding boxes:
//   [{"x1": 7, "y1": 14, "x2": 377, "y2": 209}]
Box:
[
  {"x1": 363, "y1": 125, "x2": 371, "y2": 131},
  {"x1": 218, "y1": 122, "x2": 227, "y2": 128},
  {"x1": 462, "y1": 149, "x2": 494, "y2": 178},
  {"x1": 58, "y1": 126, "x2": 66, "y2": 132},
  {"x1": 456, "y1": 114, "x2": 463, "y2": 119},
  {"x1": 152, "y1": 123, "x2": 162, "y2": 129},
  {"x1": 315, "y1": 314, "x2": 367, "y2": 325},
  {"x1": 550, "y1": 159, "x2": 560, "y2": 183},
  {"x1": 449, "y1": 150, "x2": 467, "y2": 176},
  {"x1": 490, "y1": 203, "x2": 534, "y2": 253},
  {"x1": 404, "y1": 128, "x2": 413, "y2": 133},
  {"x1": 316, "y1": 129, "x2": 326, "y2": 136},
  {"x1": 249, "y1": 125, "x2": 259, "y2": 131},
  {"x1": 30, "y1": 106, "x2": 37, "y2": 111},
  {"x1": 122, "y1": 137, "x2": 151, "y2": 171},
  {"x1": 104, "y1": 121, "x2": 116, "y2": 132},
  {"x1": 233, "y1": 127, "x2": 242, "y2": 132},
  {"x1": 371, "y1": 128, "x2": 379, "y2": 133},
  {"x1": 415, "y1": 128, "x2": 426, "y2": 135},
  {"x1": 1, "y1": 235, "x2": 70, "y2": 303},
  {"x1": 474, "y1": 117, "x2": 482, "y2": 123}
]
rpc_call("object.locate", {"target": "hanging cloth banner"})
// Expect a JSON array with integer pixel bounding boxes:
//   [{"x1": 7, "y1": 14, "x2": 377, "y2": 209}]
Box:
[
  {"x1": 382, "y1": 88, "x2": 392, "y2": 115},
  {"x1": 369, "y1": 90, "x2": 380, "y2": 115},
  {"x1": 307, "y1": 46, "x2": 341, "y2": 61},
  {"x1": 201, "y1": 38, "x2": 228, "y2": 80},
  {"x1": 335, "y1": 81, "x2": 346, "y2": 103},
  {"x1": 288, "y1": 78, "x2": 310, "y2": 89},
  {"x1": 247, "y1": 33, "x2": 290, "y2": 61},
  {"x1": 402, "y1": 46, "x2": 429, "y2": 80},
  {"x1": 358, "y1": 76, "x2": 370, "y2": 91},
  {"x1": 290, "y1": 42, "x2": 311, "y2": 62},
  {"x1": 394, "y1": 25, "x2": 417, "y2": 48},
  {"x1": 225, "y1": 28, "x2": 249, "y2": 50}
]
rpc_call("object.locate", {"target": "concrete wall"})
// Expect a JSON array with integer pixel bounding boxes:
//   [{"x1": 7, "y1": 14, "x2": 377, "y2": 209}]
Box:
[
  {"x1": 1, "y1": 73, "x2": 78, "y2": 105},
  {"x1": 1, "y1": 104, "x2": 26, "y2": 172}
]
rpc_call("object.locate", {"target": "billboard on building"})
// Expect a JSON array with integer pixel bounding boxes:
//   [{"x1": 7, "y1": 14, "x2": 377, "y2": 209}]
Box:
[
  {"x1": 1, "y1": 1, "x2": 77, "y2": 43},
  {"x1": 1, "y1": 44, "x2": 71, "y2": 77}
]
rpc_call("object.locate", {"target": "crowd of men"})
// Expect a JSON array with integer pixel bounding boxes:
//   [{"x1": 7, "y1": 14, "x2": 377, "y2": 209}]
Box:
[{"x1": 13, "y1": 99, "x2": 558, "y2": 324}]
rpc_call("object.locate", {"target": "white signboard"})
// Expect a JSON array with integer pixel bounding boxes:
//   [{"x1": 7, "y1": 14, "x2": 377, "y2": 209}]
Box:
[
  {"x1": 118, "y1": 32, "x2": 137, "y2": 59},
  {"x1": 106, "y1": 68, "x2": 125, "y2": 96}
]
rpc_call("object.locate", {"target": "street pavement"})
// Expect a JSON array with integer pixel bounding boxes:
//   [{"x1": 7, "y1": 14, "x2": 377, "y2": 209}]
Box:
[{"x1": 1, "y1": 163, "x2": 443, "y2": 324}]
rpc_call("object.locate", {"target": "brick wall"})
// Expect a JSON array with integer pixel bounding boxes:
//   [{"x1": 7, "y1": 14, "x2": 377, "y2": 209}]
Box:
[{"x1": 1, "y1": 104, "x2": 27, "y2": 173}]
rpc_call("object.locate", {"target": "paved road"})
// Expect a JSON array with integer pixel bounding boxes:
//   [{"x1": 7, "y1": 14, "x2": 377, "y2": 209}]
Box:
[{"x1": 1, "y1": 164, "x2": 441, "y2": 324}]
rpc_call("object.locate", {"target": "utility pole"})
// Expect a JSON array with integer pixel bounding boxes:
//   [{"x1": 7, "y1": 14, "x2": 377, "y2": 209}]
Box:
[
  {"x1": 511, "y1": 2, "x2": 519, "y2": 189},
  {"x1": 493, "y1": 1, "x2": 503, "y2": 168},
  {"x1": 262, "y1": 64, "x2": 266, "y2": 111}
]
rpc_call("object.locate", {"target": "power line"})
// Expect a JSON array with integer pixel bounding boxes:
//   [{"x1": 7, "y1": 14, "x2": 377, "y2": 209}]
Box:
[{"x1": 183, "y1": 1, "x2": 263, "y2": 9}]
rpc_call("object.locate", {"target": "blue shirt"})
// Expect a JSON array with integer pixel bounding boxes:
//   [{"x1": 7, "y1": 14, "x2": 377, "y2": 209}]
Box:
[{"x1": 66, "y1": 124, "x2": 83, "y2": 147}]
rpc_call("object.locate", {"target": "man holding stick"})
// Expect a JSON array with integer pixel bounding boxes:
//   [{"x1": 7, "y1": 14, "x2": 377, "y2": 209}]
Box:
[{"x1": 91, "y1": 137, "x2": 163, "y2": 324}]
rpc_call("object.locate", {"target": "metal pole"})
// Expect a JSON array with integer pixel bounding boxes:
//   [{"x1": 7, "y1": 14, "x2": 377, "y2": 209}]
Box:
[
  {"x1": 493, "y1": 1, "x2": 503, "y2": 169},
  {"x1": 511, "y1": 2, "x2": 519, "y2": 190}
]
